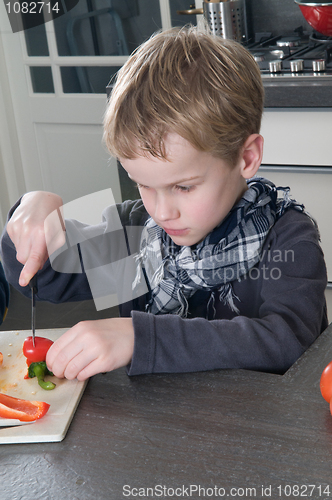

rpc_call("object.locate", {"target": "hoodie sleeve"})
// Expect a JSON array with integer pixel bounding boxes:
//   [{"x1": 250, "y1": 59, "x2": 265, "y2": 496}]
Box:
[{"x1": 0, "y1": 197, "x2": 147, "y2": 304}]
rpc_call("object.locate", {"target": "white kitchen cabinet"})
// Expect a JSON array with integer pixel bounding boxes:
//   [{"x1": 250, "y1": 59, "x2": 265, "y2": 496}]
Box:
[
  {"x1": 259, "y1": 166, "x2": 332, "y2": 321},
  {"x1": 258, "y1": 167, "x2": 332, "y2": 279},
  {"x1": 261, "y1": 109, "x2": 332, "y2": 167},
  {"x1": 260, "y1": 109, "x2": 332, "y2": 320}
]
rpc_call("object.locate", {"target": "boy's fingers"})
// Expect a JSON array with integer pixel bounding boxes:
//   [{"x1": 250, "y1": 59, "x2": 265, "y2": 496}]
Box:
[
  {"x1": 18, "y1": 214, "x2": 66, "y2": 287},
  {"x1": 18, "y1": 244, "x2": 48, "y2": 287},
  {"x1": 64, "y1": 351, "x2": 98, "y2": 380},
  {"x1": 46, "y1": 327, "x2": 79, "y2": 372},
  {"x1": 48, "y1": 338, "x2": 91, "y2": 380},
  {"x1": 76, "y1": 359, "x2": 102, "y2": 381},
  {"x1": 19, "y1": 262, "x2": 41, "y2": 288}
]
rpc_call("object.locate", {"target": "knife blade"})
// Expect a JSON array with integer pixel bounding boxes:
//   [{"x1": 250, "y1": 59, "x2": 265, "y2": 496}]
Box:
[
  {"x1": 0, "y1": 418, "x2": 35, "y2": 427},
  {"x1": 29, "y1": 275, "x2": 37, "y2": 347}
]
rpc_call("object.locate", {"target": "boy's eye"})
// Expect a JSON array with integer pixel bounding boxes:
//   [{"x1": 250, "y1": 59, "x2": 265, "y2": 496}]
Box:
[
  {"x1": 175, "y1": 185, "x2": 193, "y2": 192},
  {"x1": 136, "y1": 183, "x2": 193, "y2": 193}
]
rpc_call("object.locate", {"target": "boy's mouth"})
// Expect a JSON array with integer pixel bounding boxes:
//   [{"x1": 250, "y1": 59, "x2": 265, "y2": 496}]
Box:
[{"x1": 163, "y1": 227, "x2": 189, "y2": 237}]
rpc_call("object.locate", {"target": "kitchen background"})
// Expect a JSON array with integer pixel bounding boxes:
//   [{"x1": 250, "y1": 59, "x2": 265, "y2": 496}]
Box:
[{"x1": 0, "y1": 0, "x2": 331, "y2": 316}]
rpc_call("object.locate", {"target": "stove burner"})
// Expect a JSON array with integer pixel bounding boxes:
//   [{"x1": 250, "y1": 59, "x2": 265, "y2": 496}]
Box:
[
  {"x1": 253, "y1": 52, "x2": 265, "y2": 62},
  {"x1": 309, "y1": 32, "x2": 332, "y2": 44},
  {"x1": 270, "y1": 49, "x2": 285, "y2": 58},
  {"x1": 276, "y1": 36, "x2": 301, "y2": 47}
]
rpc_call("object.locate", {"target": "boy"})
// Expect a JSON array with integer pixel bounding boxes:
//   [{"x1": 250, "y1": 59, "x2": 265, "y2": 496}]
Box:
[{"x1": 0, "y1": 26, "x2": 327, "y2": 381}]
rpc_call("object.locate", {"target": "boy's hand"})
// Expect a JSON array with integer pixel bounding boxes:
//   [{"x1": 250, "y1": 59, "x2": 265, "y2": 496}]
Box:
[
  {"x1": 6, "y1": 191, "x2": 65, "y2": 287},
  {"x1": 46, "y1": 318, "x2": 135, "y2": 381}
]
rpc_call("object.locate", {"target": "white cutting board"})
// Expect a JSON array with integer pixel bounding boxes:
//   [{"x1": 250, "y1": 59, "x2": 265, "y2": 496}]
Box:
[{"x1": 0, "y1": 328, "x2": 87, "y2": 444}]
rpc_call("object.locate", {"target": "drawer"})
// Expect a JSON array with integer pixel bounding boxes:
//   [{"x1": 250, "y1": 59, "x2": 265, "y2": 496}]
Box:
[
  {"x1": 261, "y1": 110, "x2": 332, "y2": 166},
  {"x1": 258, "y1": 167, "x2": 332, "y2": 282}
]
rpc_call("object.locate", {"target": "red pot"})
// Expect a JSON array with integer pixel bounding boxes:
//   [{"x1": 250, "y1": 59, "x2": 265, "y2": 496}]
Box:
[{"x1": 294, "y1": 0, "x2": 332, "y2": 36}]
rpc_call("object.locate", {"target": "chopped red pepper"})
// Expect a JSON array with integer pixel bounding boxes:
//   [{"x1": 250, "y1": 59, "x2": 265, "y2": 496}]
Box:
[
  {"x1": 23, "y1": 336, "x2": 53, "y2": 366},
  {"x1": 23, "y1": 336, "x2": 56, "y2": 390},
  {"x1": 0, "y1": 393, "x2": 50, "y2": 421},
  {"x1": 0, "y1": 351, "x2": 3, "y2": 366}
]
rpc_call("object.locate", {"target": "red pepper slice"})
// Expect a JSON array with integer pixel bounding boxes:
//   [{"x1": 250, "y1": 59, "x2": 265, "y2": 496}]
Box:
[
  {"x1": 0, "y1": 393, "x2": 50, "y2": 421},
  {"x1": 23, "y1": 336, "x2": 54, "y2": 366},
  {"x1": 0, "y1": 352, "x2": 3, "y2": 366}
]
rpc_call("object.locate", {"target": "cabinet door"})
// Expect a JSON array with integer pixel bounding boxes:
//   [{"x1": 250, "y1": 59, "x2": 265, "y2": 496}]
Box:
[
  {"x1": 261, "y1": 110, "x2": 332, "y2": 167},
  {"x1": 259, "y1": 166, "x2": 332, "y2": 276},
  {"x1": 259, "y1": 166, "x2": 332, "y2": 319}
]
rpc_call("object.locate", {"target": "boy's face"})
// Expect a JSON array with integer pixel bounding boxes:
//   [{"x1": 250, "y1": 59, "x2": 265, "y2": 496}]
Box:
[{"x1": 120, "y1": 133, "x2": 248, "y2": 247}]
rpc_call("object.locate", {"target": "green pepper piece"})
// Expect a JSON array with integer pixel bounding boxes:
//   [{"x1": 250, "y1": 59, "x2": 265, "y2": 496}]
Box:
[{"x1": 28, "y1": 361, "x2": 56, "y2": 390}]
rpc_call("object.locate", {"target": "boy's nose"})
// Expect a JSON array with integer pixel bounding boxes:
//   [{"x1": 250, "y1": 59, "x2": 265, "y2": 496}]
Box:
[{"x1": 154, "y1": 194, "x2": 180, "y2": 222}]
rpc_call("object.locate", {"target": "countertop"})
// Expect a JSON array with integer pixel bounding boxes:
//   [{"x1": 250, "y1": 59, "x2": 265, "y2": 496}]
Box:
[
  {"x1": 2, "y1": 323, "x2": 332, "y2": 500},
  {"x1": 263, "y1": 75, "x2": 332, "y2": 108}
]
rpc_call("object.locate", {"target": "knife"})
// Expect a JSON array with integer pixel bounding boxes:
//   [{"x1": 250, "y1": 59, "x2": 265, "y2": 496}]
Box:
[
  {"x1": 29, "y1": 275, "x2": 37, "y2": 347},
  {"x1": 0, "y1": 418, "x2": 35, "y2": 427}
]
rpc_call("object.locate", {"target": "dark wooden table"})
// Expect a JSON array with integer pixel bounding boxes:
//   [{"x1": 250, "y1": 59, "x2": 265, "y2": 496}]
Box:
[{"x1": 2, "y1": 324, "x2": 332, "y2": 500}]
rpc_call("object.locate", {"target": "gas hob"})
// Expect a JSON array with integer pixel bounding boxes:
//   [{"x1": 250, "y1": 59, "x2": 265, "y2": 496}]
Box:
[{"x1": 247, "y1": 32, "x2": 332, "y2": 81}]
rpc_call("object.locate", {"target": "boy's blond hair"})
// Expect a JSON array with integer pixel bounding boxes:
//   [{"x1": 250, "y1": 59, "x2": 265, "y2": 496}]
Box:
[{"x1": 103, "y1": 25, "x2": 264, "y2": 166}]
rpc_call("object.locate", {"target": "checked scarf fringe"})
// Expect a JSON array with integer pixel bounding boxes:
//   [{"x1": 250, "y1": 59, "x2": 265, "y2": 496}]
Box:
[{"x1": 133, "y1": 177, "x2": 306, "y2": 317}]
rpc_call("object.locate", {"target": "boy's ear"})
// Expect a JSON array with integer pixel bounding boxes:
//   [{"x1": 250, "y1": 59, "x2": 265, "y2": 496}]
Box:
[{"x1": 240, "y1": 134, "x2": 264, "y2": 179}]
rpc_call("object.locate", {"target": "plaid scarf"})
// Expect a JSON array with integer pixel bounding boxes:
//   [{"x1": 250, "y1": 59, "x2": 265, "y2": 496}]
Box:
[{"x1": 134, "y1": 177, "x2": 305, "y2": 317}]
